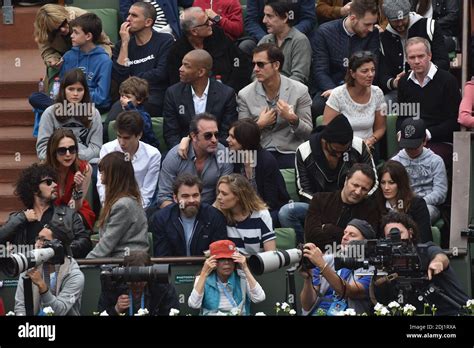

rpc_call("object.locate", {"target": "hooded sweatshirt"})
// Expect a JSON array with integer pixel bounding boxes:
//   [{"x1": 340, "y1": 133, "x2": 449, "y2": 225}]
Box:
[
  {"x1": 391, "y1": 148, "x2": 448, "y2": 206},
  {"x1": 60, "y1": 46, "x2": 112, "y2": 110}
]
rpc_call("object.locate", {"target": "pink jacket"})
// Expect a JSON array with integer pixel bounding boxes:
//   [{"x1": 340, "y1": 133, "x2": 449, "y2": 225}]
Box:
[{"x1": 458, "y1": 80, "x2": 474, "y2": 128}]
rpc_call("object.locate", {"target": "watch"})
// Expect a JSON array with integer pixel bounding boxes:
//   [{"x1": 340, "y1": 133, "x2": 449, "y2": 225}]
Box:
[{"x1": 213, "y1": 15, "x2": 221, "y2": 23}]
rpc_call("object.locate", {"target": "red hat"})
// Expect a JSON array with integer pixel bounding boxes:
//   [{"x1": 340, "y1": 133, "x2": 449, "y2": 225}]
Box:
[{"x1": 209, "y1": 240, "x2": 237, "y2": 259}]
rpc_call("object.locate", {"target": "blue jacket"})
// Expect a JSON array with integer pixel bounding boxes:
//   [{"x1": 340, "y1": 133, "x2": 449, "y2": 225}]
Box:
[
  {"x1": 60, "y1": 46, "x2": 112, "y2": 109},
  {"x1": 311, "y1": 19, "x2": 379, "y2": 93},
  {"x1": 151, "y1": 203, "x2": 228, "y2": 257},
  {"x1": 245, "y1": 0, "x2": 316, "y2": 41},
  {"x1": 202, "y1": 272, "x2": 251, "y2": 315},
  {"x1": 124, "y1": 102, "x2": 160, "y2": 149},
  {"x1": 119, "y1": 0, "x2": 193, "y2": 38}
]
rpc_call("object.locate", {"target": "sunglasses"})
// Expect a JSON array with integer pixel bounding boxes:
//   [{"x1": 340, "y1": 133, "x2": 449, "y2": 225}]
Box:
[
  {"x1": 56, "y1": 145, "x2": 77, "y2": 156},
  {"x1": 193, "y1": 18, "x2": 211, "y2": 29},
  {"x1": 326, "y1": 142, "x2": 351, "y2": 157},
  {"x1": 39, "y1": 178, "x2": 55, "y2": 186},
  {"x1": 201, "y1": 131, "x2": 219, "y2": 140},
  {"x1": 252, "y1": 61, "x2": 274, "y2": 69}
]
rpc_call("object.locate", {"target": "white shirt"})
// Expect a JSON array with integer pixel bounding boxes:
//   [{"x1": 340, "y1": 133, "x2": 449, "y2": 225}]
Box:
[
  {"x1": 191, "y1": 79, "x2": 210, "y2": 115},
  {"x1": 97, "y1": 140, "x2": 161, "y2": 208},
  {"x1": 408, "y1": 62, "x2": 438, "y2": 88}
]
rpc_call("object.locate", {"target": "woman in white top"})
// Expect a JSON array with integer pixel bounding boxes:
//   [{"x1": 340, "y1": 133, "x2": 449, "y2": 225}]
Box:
[{"x1": 323, "y1": 51, "x2": 386, "y2": 153}]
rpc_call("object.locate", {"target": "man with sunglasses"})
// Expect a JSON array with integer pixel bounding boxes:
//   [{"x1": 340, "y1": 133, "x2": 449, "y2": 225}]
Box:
[
  {"x1": 0, "y1": 164, "x2": 92, "y2": 259},
  {"x1": 278, "y1": 114, "x2": 377, "y2": 244},
  {"x1": 237, "y1": 43, "x2": 312, "y2": 169},
  {"x1": 167, "y1": 7, "x2": 252, "y2": 93},
  {"x1": 154, "y1": 113, "x2": 233, "y2": 211}
]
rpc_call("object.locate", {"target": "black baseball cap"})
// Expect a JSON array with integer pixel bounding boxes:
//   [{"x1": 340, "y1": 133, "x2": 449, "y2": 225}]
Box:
[{"x1": 399, "y1": 118, "x2": 426, "y2": 149}]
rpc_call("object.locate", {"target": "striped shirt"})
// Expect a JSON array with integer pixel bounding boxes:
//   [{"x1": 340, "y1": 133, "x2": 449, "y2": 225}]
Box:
[
  {"x1": 226, "y1": 210, "x2": 275, "y2": 254},
  {"x1": 143, "y1": 0, "x2": 172, "y2": 34}
]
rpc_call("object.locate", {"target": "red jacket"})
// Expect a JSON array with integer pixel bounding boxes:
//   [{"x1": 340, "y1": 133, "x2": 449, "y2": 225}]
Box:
[{"x1": 193, "y1": 0, "x2": 243, "y2": 40}]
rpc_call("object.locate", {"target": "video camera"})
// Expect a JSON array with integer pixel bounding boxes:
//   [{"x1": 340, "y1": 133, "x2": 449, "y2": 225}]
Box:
[
  {"x1": 334, "y1": 228, "x2": 429, "y2": 277},
  {"x1": 100, "y1": 264, "x2": 170, "y2": 292},
  {"x1": 0, "y1": 239, "x2": 65, "y2": 277},
  {"x1": 248, "y1": 244, "x2": 315, "y2": 275}
]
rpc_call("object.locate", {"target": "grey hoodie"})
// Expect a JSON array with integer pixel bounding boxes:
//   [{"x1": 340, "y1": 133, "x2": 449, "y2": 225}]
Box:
[{"x1": 392, "y1": 148, "x2": 447, "y2": 206}]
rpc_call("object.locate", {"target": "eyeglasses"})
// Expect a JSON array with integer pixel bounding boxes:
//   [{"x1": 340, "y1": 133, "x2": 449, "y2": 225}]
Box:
[
  {"x1": 326, "y1": 142, "x2": 351, "y2": 157},
  {"x1": 252, "y1": 61, "x2": 274, "y2": 69},
  {"x1": 39, "y1": 178, "x2": 55, "y2": 186},
  {"x1": 56, "y1": 145, "x2": 77, "y2": 156},
  {"x1": 193, "y1": 18, "x2": 211, "y2": 29},
  {"x1": 201, "y1": 131, "x2": 219, "y2": 140}
]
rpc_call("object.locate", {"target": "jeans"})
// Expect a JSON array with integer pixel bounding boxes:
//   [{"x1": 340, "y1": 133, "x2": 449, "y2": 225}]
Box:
[{"x1": 278, "y1": 202, "x2": 309, "y2": 245}]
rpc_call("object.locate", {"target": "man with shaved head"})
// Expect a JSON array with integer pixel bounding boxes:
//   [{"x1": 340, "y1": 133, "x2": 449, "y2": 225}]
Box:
[
  {"x1": 163, "y1": 49, "x2": 238, "y2": 148},
  {"x1": 167, "y1": 7, "x2": 252, "y2": 93}
]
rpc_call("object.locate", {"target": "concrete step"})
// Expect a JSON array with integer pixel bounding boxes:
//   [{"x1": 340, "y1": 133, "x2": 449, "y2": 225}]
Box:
[
  {"x1": 0, "y1": 6, "x2": 40, "y2": 50},
  {"x1": 0, "y1": 49, "x2": 44, "y2": 98},
  {"x1": 0, "y1": 128, "x2": 37, "y2": 159},
  {"x1": 0, "y1": 98, "x2": 34, "y2": 127},
  {"x1": 0, "y1": 211, "x2": 13, "y2": 227},
  {"x1": 0, "y1": 183, "x2": 22, "y2": 211}
]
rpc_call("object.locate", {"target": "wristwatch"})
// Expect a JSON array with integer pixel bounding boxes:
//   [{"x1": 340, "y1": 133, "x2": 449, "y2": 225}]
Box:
[{"x1": 213, "y1": 15, "x2": 221, "y2": 23}]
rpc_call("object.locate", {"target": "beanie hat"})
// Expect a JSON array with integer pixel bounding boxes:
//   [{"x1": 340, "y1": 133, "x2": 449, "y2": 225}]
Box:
[
  {"x1": 347, "y1": 219, "x2": 376, "y2": 239},
  {"x1": 321, "y1": 114, "x2": 353, "y2": 145},
  {"x1": 382, "y1": 0, "x2": 411, "y2": 21}
]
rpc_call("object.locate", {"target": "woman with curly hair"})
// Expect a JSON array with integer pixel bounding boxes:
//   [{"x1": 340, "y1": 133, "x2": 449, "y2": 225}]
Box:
[
  {"x1": 45, "y1": 128, "x2": 95, "y2": 230},
  {"x1": 215, "y1": 174, "x2": 276, "y2": 254},
  {"x1": 87, "y1": 152, "x2": 149, "y2": 258}
]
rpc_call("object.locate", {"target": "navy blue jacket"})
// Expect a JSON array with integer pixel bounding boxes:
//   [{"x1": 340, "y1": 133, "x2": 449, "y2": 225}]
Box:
[
  {"x1": 311, "y1": 18, "x2": 379, "y2": 93},
  {"x1": 163, "y1": 79, "x2": 237, "y2": 148},
  {"x1": 119, "y1": 0, "x2": 193, "y2": 38},
  {"x1": 234, "y1": 148, "x2": 290, "y2": 212},
  {"x1": 245, "y1": 0, "x2": 316, "y2": 41},
  {"x1": 151, "y1": 203, "x2": 227, "y2": 257}
]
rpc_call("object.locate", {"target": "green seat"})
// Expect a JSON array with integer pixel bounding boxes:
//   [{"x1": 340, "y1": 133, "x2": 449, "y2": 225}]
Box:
[
  {"x1": 87, "y1": 8, "x2": 119, "y2": 44},
  {"x1": 90, "y1": 233, "x2": 100, "y2": 247},
  {"x1": 431, "y1": 226, "x2": 441, "y2": 246},
  {"x1": 280, "y1": 168, "x2": 299, "y2": 203},
  {"x1": 108, "y1": 120, "x2": 117, "y2": 141},
  {"x1": 274, "y1": 227, "x2": 296, "y2": 249},
  {"x1": 316, "y1": 115, "x2": 324, "y2": 127},
  {"x1": 386, "y1": 114, "x2": 398, "y2": 158},
  {"x1": 100, "y1": 111, "x2": 108, "y2": 124},
  {"x1": 152, "y1": 117, "x2": 168, "y2": 153}
]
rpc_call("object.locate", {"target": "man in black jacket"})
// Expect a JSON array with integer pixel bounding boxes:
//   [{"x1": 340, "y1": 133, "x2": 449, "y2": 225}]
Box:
[
  {"x1": 151, "y1": 174, "x2": 227, "y2": 257},
  {"x1": 379, "y1": 0, "x2": 449, "y2": 101},
  {"x1": 163, "y1": 49, "x2": 237, "y2": 148},
  {"x1": 279, "y1": 114, "x2": 377, "y2": 244},
  {"x1": 0, "y1": 164, "x2": 92, "y2": 259}
]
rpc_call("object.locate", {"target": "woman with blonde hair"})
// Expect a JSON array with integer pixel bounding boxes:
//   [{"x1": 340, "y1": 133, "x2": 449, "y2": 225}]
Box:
[
  {"x1": 86, "y1": 152, "x2": 149, "y2": 258},
  {"x1": 33, "y1": 4, "x2": 112, "y2": 89},
  {"x1": 215, "y1": 174, "x2": 276, "y2": 254}
]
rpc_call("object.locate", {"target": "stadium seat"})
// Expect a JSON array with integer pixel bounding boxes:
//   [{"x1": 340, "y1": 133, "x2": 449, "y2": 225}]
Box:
[
  {"x1": 87, "y1": 8, "x2": 119, "y2": 44},
  {"x1": 386, "y1": 114, "x2": 398, "y2": 159},
  {"x1": 431, "y1": 226, "x2": 441, "y2": 246},
  {"x1": 151, "y1": 117, "x2": 167, "y2": 153},
  {"x1": 274, "y1": 227, "x2": 296, "y2": 249},
  {"x1": 316, "y1": 115, "x2": 323, "y2": 127},
  {"x1": 280, "y1": 168, "x2": 299, "y2": 202}
]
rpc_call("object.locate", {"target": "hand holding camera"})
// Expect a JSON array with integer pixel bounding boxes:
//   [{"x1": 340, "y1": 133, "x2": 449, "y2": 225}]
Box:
[
  {"x1": 115, "y1": 294, "x2": 130, "y2": 314},
  {"x1": 302, "y1": 243, "x2": 325, "y2": 269},
  {"x1": 26, "y1": 267, "x2": 47, "y2": 293}
]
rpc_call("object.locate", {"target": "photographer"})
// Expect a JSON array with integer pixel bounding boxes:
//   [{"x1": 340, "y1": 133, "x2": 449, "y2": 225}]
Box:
[
  {"x1": 188, "y1": 240, "x2": 265, "y2": 315},
  {"x1": 300, "y1": 219, "x2": 375, "y2": 315},
  {"x1": 380, "y1": 211, "x2": 468, "y2": 315},
  {"x1": 0, "y1": 163, "x2": 92, "y2": 258},
  {"x1": 98, "y1": 250, "x2": 179, "y2": 316},
  {"x1": 14, "y1": 225, "x2": 84, "y2": 316}
]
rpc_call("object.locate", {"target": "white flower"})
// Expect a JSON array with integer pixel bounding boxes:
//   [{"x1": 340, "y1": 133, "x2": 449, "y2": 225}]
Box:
[
  {"x1": 255, "y1": 312, "x2": 266, "y2": 316},
  {"x1": 466, "y1": 299, "x2": 474, "y2": 307},
  {"x1": 281, "y1": 302, "x2": 289, "y2": 311},
  {"x1": 388, "y1": 301, "x2": 400, "y2": 309},
  {"x1": 403, "y1": 304, "x2": 417, "y2": 315},
  {"x1": 230, "y1": 308, "x2": 241, "y2": 316},
  {"x1": 380, "y1": 307, "x2": 390, "y2": 316},
  {"x1": 135, "y1": 308, "x2": 149, "y2": 316},
  {"x1": 275, "y1": 302, "x2": 281, "y2": 307},
  {"x1": 99, "y1": 310, "x2": 109, "y2": 316},
  {"x1": 343, "y1": 308, "x2": 356, "y2": 316},
  {"x1": 169, "y1": 308, "x2": 180, "y2": 316},
  {"x1": 43, "y1": 307, "x2": 54, "y2": 316},
  {"x1": 289, "y1": 309, "x2": 296, "y2": 316},
  {"x1": 6, "y1": 311, "x2": 15, "y2": 316},
  {"x1": 374, "y1": 303, "x2": 385, "y2": 312}
]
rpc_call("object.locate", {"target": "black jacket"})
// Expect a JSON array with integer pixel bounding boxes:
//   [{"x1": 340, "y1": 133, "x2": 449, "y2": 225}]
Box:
[
  {"x1": 163, "y1": 79, "x2": 238, "y2": 148},
  {"x1": 411, "y1": 0, "x2": 460, "y2": 37},
  {"x1": 167, "y1": 26, "x2": 252, "y2": 93},
  {"x1": 295, "y1": 129, "x2": 377, "y2": 203},
  {"x1": 379, "y1": 14, "x2": 449, "y2": 93},
  {"x1": 0, "y1": 205, "x2": 92, "y2": 259},
  {"x1": 234, "y1": 148, "x2": 290, "y2": 212},
  {"x1": 151, "y1": 203, "x2": 227, "y2": 257}
]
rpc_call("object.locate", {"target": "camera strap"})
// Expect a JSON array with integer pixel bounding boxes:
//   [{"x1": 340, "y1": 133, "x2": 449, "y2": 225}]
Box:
[{"x1": 128, "y1": 291, "x2": 145, "y2": 316}]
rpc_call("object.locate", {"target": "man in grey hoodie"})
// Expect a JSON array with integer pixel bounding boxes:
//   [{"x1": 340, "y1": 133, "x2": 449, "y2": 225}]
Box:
[
  {"x1": 391, "y1": 118, "x2": 448, "y2": 223},
  {"x1": 378, "y1": 0, "x2": 449, "y2": 101}
]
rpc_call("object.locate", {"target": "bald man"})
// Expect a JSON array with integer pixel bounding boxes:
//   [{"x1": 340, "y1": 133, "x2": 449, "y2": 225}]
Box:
[{"x1": 163, "y1": 49, "x2": 238, "y2": 148}]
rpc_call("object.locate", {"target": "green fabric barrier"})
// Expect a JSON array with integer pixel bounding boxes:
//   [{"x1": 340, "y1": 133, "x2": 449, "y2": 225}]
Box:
[{"x1": 275, "y1": 227, "x2": 296, "y2": 249}]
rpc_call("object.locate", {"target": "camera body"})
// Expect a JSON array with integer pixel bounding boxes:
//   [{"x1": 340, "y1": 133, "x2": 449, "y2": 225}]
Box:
[
  {"x1": 0, "y1": 239, "x2": 65, "y2": 277},
  {"x1": 100, "y1": 264, "x2": 170, "y2": 293}
]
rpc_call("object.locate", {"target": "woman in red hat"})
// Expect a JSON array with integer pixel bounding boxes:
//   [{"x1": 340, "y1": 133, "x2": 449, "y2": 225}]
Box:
[{"x1": 188, "y1": 240, "x2": 265, "y2": 315}]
